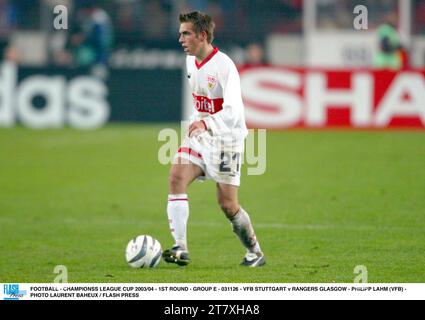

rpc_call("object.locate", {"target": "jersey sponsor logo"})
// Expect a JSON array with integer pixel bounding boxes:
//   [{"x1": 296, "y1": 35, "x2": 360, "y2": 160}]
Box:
[{"x1": 193, "y1": 94, "x2": 223, "y2": 114}]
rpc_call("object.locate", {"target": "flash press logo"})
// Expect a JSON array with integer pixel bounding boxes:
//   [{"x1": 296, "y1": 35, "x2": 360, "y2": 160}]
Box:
[{"x1": 3, "y1": 284, "x2": 27, "y2": 300}]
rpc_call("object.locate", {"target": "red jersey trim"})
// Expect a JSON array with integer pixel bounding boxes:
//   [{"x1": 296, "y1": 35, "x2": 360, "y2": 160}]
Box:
[
  {"x1": 178, "y1": 147, "x2": 203, "y2": 159},
  {"x1": 195, "y1": 47, "x2": 219, "y2": 69}
]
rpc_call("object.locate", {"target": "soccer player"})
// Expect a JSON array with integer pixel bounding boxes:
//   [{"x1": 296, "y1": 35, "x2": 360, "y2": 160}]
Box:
[{"x1": 162, "y1": 11, "x2": 265, "y2": 267}]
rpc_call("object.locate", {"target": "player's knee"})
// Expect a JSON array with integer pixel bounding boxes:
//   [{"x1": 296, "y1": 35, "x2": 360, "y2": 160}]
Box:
[
  {"x1": 168, "y1": 171, "x2": 188, "y2": 191},
  {"x1": 219, "y1": 200, "x2": 239, "y2": 218}
]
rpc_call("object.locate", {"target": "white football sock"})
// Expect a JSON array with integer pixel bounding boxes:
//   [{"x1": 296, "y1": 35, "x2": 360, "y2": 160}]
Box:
[
  {"x1": 229, "y1": 207, "x2": 262, "y2": 254},
  {"x1": 167, "y1": 194, "x2": 189, "y2": 251}
]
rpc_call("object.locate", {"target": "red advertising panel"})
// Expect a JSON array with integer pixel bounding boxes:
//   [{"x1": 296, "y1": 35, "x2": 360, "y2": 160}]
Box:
[{"x1": 239, "y1": 66, "x2": 425, "y2": 129}]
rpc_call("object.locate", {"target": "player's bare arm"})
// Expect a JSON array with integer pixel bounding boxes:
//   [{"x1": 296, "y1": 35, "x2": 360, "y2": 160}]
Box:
[{"x1": 188, "y1": 120, "x2": 207, "y2": 137}]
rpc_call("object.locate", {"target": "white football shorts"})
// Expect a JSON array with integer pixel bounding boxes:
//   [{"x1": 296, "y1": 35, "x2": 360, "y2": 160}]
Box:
[{"x1": 173, "y1": 131, "x2": 243, "y2": 187}]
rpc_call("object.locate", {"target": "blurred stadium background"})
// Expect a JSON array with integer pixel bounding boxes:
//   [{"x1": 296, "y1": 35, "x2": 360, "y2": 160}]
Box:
[
  {"x1": 1, "y1": 0, "x2": 425, "y2": 127},
  {"x1": 0, "y1": 0, "x2": 424, "y2": 283}
]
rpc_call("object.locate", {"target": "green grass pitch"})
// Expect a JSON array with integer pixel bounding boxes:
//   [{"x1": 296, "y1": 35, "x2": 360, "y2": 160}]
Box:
[{"x1": 0, "y1": 125, "x2": 424, "y2": 283}]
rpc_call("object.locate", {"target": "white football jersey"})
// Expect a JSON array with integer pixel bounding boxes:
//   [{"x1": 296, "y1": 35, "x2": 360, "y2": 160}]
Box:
[{"x1": 186, "y1": 47, "x2": 248, "y2": 150}]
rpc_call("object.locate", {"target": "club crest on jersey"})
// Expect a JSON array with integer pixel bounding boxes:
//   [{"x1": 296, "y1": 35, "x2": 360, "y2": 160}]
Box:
[{"x1": 207, "y1": 75, "x2": 217, "y2": 89}]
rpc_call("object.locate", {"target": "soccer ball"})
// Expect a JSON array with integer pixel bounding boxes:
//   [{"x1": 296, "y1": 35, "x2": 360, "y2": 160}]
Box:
[{"x1": 125, "y1": 235, "x2": 162, "y2": 268}]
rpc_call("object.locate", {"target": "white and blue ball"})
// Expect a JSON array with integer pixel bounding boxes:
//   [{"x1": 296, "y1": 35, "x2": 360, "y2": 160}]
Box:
[{"x1": 125, "y1": 235, "x2": 162, "y2": 268}]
